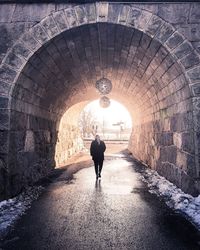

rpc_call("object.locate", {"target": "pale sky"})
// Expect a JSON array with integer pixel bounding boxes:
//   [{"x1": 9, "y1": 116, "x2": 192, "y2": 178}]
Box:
[{"x1": 84, "y1": 99, "x2": 132, "y2": 128}]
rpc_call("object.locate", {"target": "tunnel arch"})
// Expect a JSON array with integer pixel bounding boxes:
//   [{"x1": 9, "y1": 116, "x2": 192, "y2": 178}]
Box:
[{"x1": 0, "y1": 3, "x2": 200, "y2": 198}]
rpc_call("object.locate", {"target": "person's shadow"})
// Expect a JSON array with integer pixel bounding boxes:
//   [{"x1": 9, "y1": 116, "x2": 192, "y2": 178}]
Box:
[{"x1": 95, "y1": 179, "x2": 102, "y2": 192}]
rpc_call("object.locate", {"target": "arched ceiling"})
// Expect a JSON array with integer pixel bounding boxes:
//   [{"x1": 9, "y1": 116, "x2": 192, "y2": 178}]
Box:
[{"x1": 12, "y1": 23, "x2": 190, "y2": 124}]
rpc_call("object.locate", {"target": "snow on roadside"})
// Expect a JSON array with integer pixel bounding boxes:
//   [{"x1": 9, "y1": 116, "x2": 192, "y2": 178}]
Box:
[
  {"x1": 140, "y1": 168, "x2": 200, "y2": 230},
  {"x1": 0, "y1": 186, "x2": 44, "y2": 240}
]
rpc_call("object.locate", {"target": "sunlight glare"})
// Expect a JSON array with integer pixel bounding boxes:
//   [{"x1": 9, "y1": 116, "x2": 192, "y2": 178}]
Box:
[{"x1": 84, "y1": 99, "x2": 132, "y2": 128}]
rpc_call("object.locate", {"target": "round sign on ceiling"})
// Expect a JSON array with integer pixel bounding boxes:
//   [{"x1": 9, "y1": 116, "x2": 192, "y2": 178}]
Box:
[{"x1": 95, "y1": 77, "x2": 112, "y2": 95}]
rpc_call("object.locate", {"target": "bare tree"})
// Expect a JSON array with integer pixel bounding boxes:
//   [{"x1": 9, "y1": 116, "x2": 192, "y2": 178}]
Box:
[{"x1": 79, "y1": 109, "x2": 97, "y2": 138}]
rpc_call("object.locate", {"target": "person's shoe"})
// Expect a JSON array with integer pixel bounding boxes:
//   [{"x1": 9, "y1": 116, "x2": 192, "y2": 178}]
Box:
[
  {"x1": 98, "y1": 173, "x2": 101, "y2": 178},
  {"x1": 96, "y1": 175, "x2": 98, "y2": 180}
]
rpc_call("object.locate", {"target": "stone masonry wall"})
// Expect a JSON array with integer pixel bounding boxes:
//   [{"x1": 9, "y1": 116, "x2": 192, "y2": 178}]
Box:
[
  {"x1": 55, "y1": 108, "x2": 84, "y2": 167},
  {"x1": 0, "y1": 2, "x2": 200, "y2": 199},
  {"x1": 129, "y1": 111, "x2": 196, "y2": 194},
  {"x1": 7, "y1": 110, "x2": 57, "y2": 197}
]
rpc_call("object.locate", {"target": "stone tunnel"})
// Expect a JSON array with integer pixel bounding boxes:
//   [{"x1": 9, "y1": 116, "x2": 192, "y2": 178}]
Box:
[{"x1": 0, "y1": 1, "x2": 200, "y2": 200}]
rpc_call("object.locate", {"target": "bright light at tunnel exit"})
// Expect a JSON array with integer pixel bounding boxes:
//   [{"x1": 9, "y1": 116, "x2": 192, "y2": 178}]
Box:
[{"x1": 84, "y1": 99, "x2": 132, "y2": 129}]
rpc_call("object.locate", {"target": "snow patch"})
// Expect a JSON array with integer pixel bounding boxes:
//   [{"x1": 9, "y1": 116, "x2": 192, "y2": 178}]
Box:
[
  {"x1": 0, "y1": 186, "x2": 44, "y2": 239},
  {"x1": 140, "y1": 168, "x2": 200, "y2": 230}
]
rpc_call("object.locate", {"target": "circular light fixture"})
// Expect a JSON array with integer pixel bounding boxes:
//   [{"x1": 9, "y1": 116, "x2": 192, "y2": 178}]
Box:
[
  {"x1": 99, "y1": 96, "x2": 110, "y2": 108},
  {"x1": 96, "y1": 77, "x2": 112, "y2": 95}
]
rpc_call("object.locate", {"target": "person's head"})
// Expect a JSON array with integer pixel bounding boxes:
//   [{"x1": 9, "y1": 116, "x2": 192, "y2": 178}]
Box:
[{"x1": 95, "y1": 134, "x2": 100, "y2": 141}]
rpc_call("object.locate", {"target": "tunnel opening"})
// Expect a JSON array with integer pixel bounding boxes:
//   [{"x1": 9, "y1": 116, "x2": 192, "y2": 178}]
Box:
[
  {"x1": 79, "y1": 99, "x2": 132, "y2": 140},
  {"x1": 55, "y1": 99, "x2": 132, "y2": 167},
  {"x1": 2, "y1": 15, "x2": 199, "y2": 199}
]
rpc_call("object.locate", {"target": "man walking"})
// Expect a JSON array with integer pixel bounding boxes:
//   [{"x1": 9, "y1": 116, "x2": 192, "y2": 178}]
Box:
[{"x1": 90, "y1": 135, "x2": 106, "y2": 180}]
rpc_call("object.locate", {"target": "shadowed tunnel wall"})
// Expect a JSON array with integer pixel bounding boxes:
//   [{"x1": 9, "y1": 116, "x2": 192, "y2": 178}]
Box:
[{"x1": 0, "y1": 2, "x2": 200, "y2": 199}]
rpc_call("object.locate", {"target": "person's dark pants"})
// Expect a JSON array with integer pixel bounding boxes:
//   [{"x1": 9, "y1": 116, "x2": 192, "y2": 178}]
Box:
[{"x1": 94, "y1": 159, "x2": 104, "y2": 177}]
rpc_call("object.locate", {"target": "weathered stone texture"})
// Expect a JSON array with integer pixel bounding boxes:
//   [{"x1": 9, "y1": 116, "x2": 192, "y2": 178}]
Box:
[
  {"x1": 0, "y1": 4, "x2": 15, "y2": 22},
  {"x1": 157, "y1": 4, "x2": 190, "y2": 24},
  {"x1": 0, "y1": 157, "x2": 8, "y2": 200},
  {"x1": 0, "y1": 110, "x2": 10, "y2": 130},
  {"x1": 189, "y1": 3, "x2": 200, "y2": 24},
  {"x1": 8, "y1": 111, "x2": 57, "y2": 197},
  {"x1": 186, "y1": 66, "x2": 200, "y2": 83},
  {"x1": 55, "y1": 105, "x2": 84, "y2": 167},
  {"x1": 11, "y1": 4, "x2": 56, "y2": 22},
  {"x1": 0, "y1": 2, "x2": 200, "y2": 199},
  {"x1": 0, "y1": 23, "x2": 35, "y2": 63}
]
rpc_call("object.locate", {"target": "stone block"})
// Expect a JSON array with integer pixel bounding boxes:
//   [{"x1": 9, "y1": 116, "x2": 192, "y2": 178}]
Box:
[
  {"x1": 182, "y1": 132, "x2": 195, "y2": 154},
  {"x1": 192, "y1": 41, "x2": 200, "y2": 55},
  {"x1": 12, "y1": 4, "x2": 55, "y2": 22},
  {"x1": 24, "y1": 130, "x2": 35, "y2": 152},
  {"x1": 140, "y1": 33, "x2": 152, "y2": 50},
  {"x1": 181, "y1": 171, "x2": 197, "y2": 195},
  {"x1": 4, "y1": 52, "x2": 25, "y2": 71},
  {"x1": 176, "y1": 151, "x2": 187, "y2": 171},
  {"x1": 180, "y1": 52, "x2": 200, "y2": 70},
  {"x1": 0, "y1": 23, "x2": 33, "y2": 63},
  {"x1": 160, "y1": 145, "x2": 177, "y2": 164},
  {"x1": 155, "y1": 46, "x2": 169, "y2": 65},
  {"x1": 0, "y1": 4, "x2": 15, "y2": 22},
  {"x1": 156, "y1": 132, "x2": 173, "y2": 146},
  {"x1": 189, "y1": 3, "x2": 200, "y2": 24},
  {"x1": 186, "y1": 154, "x2": 196, "y2": 177},
  {"x1": 0, "y1": 64, "x2": 17, "y2": 83},
  {"x1": 193, "y1": 97, "x2": 200, "y2": 110},
  {"x1": 9, "y1": 131, "x2": 26, "y2": 153},
  {"x1": 65, "y1": 8, "x2": 77, "y2": 28},
  {"x1": 163, "y1": 118, "x2": 170, "y2": 131},
  {"x1": 0, "y1": 96, "x2": 8, "y2": 108},
  {"x1": 0, "y1": 109, "x2": 9, "y2": 130},
  {"x1": 21, "y1": 32, "x2": 40, "y2": 51},
  {"x1": 41, "y1": 16, "x2": 60, "y2": 38},
  {"x1": 0, "y1": 130, "x2": 9, "y2": 154},
  {"x1": 172, "y1": 74, "x2": 186, "y2": 91},
  {"x1": 31, "y1": 24, "x2": 49, "y2": 44},
  {"x1": 108, "y1": 3, "x2": 121, "y2": 23},
  {"x1": 0, "y1": 156, "x2": 8, "y2": 200},
  {"x1": 191, "y1": 83, "x2": 200, "y2": 96},
  {"x1": 146, "y1": 39, "x2": 161, "y2": 58},
  {"x1": 165, "y1": 32, "x2": 184, "y2": 50},
  {"x1": 170, "y1": 112, "x2": 193, "y2": 132},
  {"x1": 85, "y1": 3, "x2": 96, "y2": 23},
  {"x1": 53, "y1": 10, "x2": 69, "y2": 31},
  {"x1": 127, "y1": 7, "x2": 142, "y2": 27},
  {"x1": 173, "y1": 132, "x2": 182, "y2": 149},
  {"x1": 157, "y1": 162, "x2": 182, "y2": 188},
  {"x1": 173, "y1": 41, "x2": 193, "y2": 59},
  {"x1": 155, "y1": 23, "x2": 174, "y2": 43},
  {"x1": 0, "y1": 81, "x2": 11, "y2": 97},
  {"x1": 137, "y1": 10, "x2": 152, "y2": 31},
  {"x1": 10, "y1": 110, "x2": 28, "y2": 131},
  {"x1": 164, "y1": 64, "x2": 181, "y2": 84},
  {"x1": 96, "y1": 2, "x2": 108, "y2": 22},
  {"x1": 186, "y1": 66, "x2": 200, "y2": 83},
  {"x1": 131, "y1": 3, "x2": 158, "y2": 14},
  {"x1": 145, "y1": 15, "x2": 163, "y2": 36},
  {"x1": 176, "y1": 24, "x2": 200, "y2": 42},
  {"x1": 118, "y1": 5, "x2": 130, "y2": 24},
  {"x1": 75, "y1": 5, "x2": 87, "y2": 25},
  {"x1": 12, "y1": 42, "x2": 32, "y2": 60},
  {"x1": 158, "y1": 4, "x2": 189, "y2": 24},
  {"x1": 161, "y1": 54, "x2": 174, "y2": 71}
]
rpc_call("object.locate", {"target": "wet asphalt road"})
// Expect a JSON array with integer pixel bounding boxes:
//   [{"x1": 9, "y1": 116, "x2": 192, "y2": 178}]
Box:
[{"x1": 2, "y1": 153, "x2": 200, "y2": 250}]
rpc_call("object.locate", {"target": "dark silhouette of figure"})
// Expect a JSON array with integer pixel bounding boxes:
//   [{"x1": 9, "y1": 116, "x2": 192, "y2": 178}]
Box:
[{"x1": 90, "y1": 135, "x2": 106, "y2": 180}]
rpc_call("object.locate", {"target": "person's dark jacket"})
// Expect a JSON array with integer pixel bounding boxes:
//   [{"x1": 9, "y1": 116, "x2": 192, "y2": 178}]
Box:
[{"x1": 90, "y1": 140, "x2": 106, "y2": 161}]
